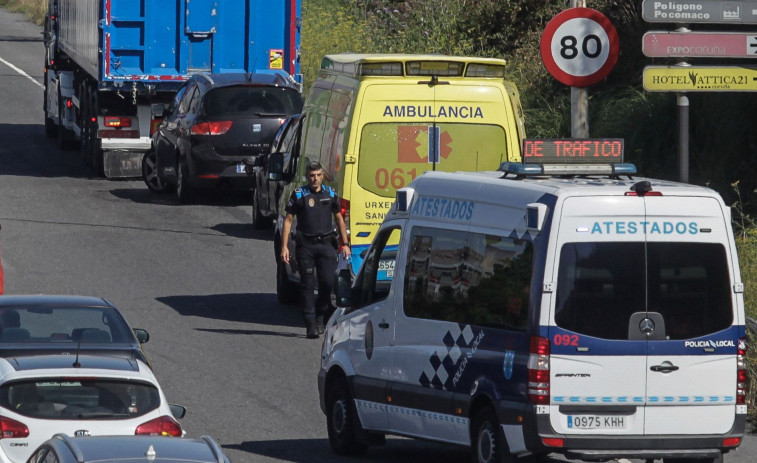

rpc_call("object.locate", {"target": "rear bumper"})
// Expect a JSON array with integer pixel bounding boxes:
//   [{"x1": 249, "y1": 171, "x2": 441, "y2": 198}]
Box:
[
  {"x1": 187, "y1": 151, "x2": 254, "y2": 189},
  {"x1": 535, "y1": 413, "x2": 745, "y2": 460}
]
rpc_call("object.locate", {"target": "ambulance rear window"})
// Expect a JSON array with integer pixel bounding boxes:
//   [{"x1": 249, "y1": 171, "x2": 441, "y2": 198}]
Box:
[
  {"x1": 555, "y1": 242, "x2": 733, "y2": 340},
  {"x1": 358, "y1": 123, "x2": 507, "y2": 197}
]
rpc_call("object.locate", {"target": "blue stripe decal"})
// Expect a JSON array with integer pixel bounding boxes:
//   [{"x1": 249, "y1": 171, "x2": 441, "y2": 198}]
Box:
[
  {"x1": 547, "y1": 325, "x2": 743, "y2": 356},
  {"x1": 551, "y1": 396, "x2": 735, "y2": 404}
]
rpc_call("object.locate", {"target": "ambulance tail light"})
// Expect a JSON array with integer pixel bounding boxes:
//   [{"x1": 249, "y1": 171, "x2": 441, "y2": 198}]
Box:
[
  {"x1": 527, "y1": 336, "x2": 550, "y2": 405},
  {"x1": 340, "y1": 198, "x2": 350, "y2": 241},
  {"x1": 737, "y1": 337, "x2": 747, "y2": 404}
]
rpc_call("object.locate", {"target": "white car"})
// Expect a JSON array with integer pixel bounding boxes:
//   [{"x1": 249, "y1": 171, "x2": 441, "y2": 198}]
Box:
[{"x1": 0, "y1": 354, "x2": 185, "y2": 463}]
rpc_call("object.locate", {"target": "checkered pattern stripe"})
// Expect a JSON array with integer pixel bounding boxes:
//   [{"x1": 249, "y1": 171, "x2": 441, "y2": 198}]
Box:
[{"x1": 419, "y1": 324, "x2": 475, "y2": 390}]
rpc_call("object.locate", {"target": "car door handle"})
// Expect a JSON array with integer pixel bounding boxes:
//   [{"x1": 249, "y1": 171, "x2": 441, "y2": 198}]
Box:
[
  {"x1": 378, "y1": 322, "x2": 390, "y2": 329},
  {"x1": 650, "y1": 364, "x2": 679, "y2": 373}
]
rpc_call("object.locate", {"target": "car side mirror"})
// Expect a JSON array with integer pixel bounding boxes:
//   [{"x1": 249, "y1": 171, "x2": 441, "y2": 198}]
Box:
[
  {"x1": 133, "y1": 328, "x2": 149, "y2": 344},
  {"x1": 268, "y1": 152, "x2": 284, "y2": 181},
  {"x1": 169, "y1": 403, "x2": 187, "y2": 420},
  {"x1": 151, "y1": 103, "x2": 167, "y2": 117},
  {"x1": 334, "y1": 269, "x2": 353, "y2": 307}
]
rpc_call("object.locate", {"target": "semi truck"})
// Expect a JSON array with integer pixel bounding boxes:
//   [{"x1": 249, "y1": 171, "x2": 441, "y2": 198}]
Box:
[{"x1": 43, "y1": 0, "x2": 301, "y2": 177}]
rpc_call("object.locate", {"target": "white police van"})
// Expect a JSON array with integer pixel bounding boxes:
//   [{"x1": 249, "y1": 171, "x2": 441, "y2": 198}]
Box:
[{"x1": 317, "y1": 139, "x2": 747, "y2": 463}]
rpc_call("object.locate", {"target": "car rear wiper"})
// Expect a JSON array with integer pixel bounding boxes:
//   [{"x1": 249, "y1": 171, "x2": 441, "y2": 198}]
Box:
[{"x1": 253, "y1": 112, "x2": 287, "y2": 117}]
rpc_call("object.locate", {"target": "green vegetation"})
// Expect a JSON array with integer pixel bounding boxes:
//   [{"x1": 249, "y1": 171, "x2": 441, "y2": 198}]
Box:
[{"x1": 4, "y1": 0, "x2": 756, "y2": 417}]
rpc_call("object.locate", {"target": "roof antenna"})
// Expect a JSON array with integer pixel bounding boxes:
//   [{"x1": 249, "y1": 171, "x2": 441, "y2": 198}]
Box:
[{"x1": 73, "y1": 341, "x2": 81, "y2": 368}]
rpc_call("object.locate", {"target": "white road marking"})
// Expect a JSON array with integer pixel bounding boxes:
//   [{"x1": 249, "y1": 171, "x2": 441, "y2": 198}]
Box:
[{"x1": 0, "y1": 55, "x2": 44, "y2": 89}]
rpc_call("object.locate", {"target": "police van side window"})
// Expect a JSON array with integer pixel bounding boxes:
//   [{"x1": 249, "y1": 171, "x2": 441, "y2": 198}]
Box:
[
  {"x1": 555, "y1": 242, "x2": 733, "y2": 340},
  {"x1": 352, "y1": 226, "x2": 402, "y2": 307},
  {"x1": 403, "y1": 226, "x2": 532, "y2": 331}
]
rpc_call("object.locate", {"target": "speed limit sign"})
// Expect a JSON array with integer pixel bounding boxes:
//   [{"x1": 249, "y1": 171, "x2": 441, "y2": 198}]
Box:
[{"x1": 540, "y1": 8, "x2": 619, "y2": 87}]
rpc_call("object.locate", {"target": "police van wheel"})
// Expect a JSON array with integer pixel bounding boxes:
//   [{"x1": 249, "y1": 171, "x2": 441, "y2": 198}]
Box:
[
  {"x1": 471, "y1": 407, "x2": 513, "y2": 463},
  {"x1": 276, "y1": 260, "x2": 299, "y2": 305},
  {"x1": 327, "y1": 377, "x2": 368, "y2": 456}
]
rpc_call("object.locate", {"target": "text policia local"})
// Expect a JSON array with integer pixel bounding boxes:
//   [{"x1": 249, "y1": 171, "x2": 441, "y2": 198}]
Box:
[
  {"x1": 651, "y1": 2, "x2": 710, "y2": 20},
  {"x1": 523, "y1": 140, "x2": 622, "y2": 159}
]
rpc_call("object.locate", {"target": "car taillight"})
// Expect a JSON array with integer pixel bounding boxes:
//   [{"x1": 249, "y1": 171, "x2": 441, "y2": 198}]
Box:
[
  {"x1": 0, "y1": 416, "x2": 29, "y2": 438},
  {"x1": 104, "y1": 116, "x2": 132, "y2": 128},
  {"x1": 190, "y1": 121, "x2": 232, "y2": 136},
  {"x1": 527, "y1": 336, "x2": 550, "y2": 404},
  {"x1": 737, "y1": 337, "x2": 747, "y2": 404},
  {"x1": 150, "y1": 118, "x2": 162, "y2": 136},
  {"x1": 135, "y1": 416, "x2": 182, "y2": 437},
  {"x1": 339, "y1": 198, "x2": 350, "y2": 246}
]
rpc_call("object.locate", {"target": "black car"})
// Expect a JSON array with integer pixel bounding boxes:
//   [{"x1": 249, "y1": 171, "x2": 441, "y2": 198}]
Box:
[
  {"x1": 247, "y1": 113, "x2": 304, "y2": 229},
  {"x1": 142, "y1": 72, "x2": 303, "y2": 203},
  {"x1": 0, "y1": 295, "x2": 150, "y2": 365}
]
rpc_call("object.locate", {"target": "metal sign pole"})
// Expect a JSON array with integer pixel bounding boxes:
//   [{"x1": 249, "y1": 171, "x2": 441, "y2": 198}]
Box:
[
  {"x1": 677, "y1": 92, "x2": 690, "y2": 183},
  {"x1": 570, "y1": 0, "x2": 589, "y2": 138}
]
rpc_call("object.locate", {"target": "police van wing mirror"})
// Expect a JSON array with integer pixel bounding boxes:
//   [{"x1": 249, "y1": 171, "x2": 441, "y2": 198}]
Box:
[
  {"x1": 334, "y1": 269, "x2": 354, "y2": 307},
  {"x1": 526, "y1": 203, "x2": 548, "y2": 231},
  {"x1": 268, "y1": 152, "x2": 284, "y2": 181}
]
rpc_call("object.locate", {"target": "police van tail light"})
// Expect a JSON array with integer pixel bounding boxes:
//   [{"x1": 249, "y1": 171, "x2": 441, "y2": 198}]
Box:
[
  {"x1": 0, "y1": 416, "x2": 29, "y2": 438},
  {"x1": 737, "y1": 337, "x2": 747, "y2": 405},
  {"x1": 135, "y1": 416, "x2": 182, "y2": 437},
  {"x1": 528, "y1": 336, "x2": 550, "y2": 405}
]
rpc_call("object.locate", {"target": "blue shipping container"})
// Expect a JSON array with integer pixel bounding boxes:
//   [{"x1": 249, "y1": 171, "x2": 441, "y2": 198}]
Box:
[{"x1": 57, "y1": 0, "x2": 301, "y2": 85}]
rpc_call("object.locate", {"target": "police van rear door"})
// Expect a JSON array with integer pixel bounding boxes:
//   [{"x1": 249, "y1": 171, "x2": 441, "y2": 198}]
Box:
[
  {"x1": 549, "y1": 194, "x2": 738, "y2": 437},
  {"x1": 549, "y1": 195, "x2": 648, "y2": 437},
  {"x1": 642, "y1": 196, "x2": 737, "y2": 435}
]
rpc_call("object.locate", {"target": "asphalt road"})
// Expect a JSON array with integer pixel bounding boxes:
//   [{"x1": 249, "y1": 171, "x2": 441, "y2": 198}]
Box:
[{"x1": 0, "y1": 7, "x2": 754, "y2": 463}]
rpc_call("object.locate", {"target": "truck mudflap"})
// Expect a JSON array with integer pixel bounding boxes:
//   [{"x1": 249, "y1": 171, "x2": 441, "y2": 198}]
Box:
[{"x1": 103, "y1": 150, "x2": 143, "y2": 178}]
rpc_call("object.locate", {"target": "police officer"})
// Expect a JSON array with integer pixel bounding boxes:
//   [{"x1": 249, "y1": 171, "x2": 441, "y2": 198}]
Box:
[{"x1": 280, "y1": 161, "x2": 350, "y2": 338}]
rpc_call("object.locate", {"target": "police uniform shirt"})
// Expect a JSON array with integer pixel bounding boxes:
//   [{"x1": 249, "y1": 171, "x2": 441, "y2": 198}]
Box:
[{"x1": 285, "y1": 185, "x2": 340, "y2": 236}]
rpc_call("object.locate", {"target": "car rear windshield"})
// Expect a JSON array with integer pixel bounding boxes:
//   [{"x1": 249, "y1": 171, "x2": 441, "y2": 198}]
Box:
[
  {"x1": 0, "y1": 379, "x2": 160, "y2": 419},
  {"x1": 204, "y1": 86, "x2": 301, "y2": 117},
  {"x1": 555, "y1": 242, "x2": 733, "y2": 340},
  {"x1": 0, "y1": 306, "x2": 134, "y2": 344}
]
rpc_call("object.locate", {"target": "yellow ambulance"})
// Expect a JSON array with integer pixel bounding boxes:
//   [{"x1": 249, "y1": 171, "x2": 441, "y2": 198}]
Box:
[{"x1": 272, "y1": 54, "x2": 526, "y2": 300}]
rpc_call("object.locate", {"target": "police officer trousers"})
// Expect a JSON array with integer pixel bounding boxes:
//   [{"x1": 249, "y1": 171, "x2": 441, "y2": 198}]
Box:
[{"x1": 296, "y1": 237, "x2": 337, "y2": 319}]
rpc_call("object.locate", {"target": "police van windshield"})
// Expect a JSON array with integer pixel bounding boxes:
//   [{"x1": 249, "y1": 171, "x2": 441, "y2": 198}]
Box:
[
  {"x1": 358, "y1": 123, "x2": 507, "y2": 197},
  {"x1": 555, "y1": 242, "x2": 733, "y2": 340}
]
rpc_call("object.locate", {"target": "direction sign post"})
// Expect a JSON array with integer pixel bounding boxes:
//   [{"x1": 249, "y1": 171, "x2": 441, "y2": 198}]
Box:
[
  {"x1": 643, "y1": 31, "x2": 757, "y2": 58},
  {"x1": 642, "y1": 0, "x2": 757, "y2": 25},
  {"x1": 541, "y1": 6, "x2": 619, "y2": 137}
]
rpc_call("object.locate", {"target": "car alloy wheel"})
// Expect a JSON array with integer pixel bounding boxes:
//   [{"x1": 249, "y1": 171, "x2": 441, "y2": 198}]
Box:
[{"x1": 142, "y1": 150, "x2": 170, "y2": 193}]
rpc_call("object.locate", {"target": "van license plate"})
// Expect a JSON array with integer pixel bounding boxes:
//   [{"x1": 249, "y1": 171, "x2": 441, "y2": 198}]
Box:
[
  {"x1": 378, "y1": 260, "x2": 395, "y2": 271},
  {"x1": 567, "y1": 415, "x2": 625, "y2": 429}
]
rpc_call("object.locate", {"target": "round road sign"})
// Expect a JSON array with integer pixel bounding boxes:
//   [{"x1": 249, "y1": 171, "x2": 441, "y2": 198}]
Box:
[{"x1": 540, "y1": 8, "x2": 619, "y2": 87}]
